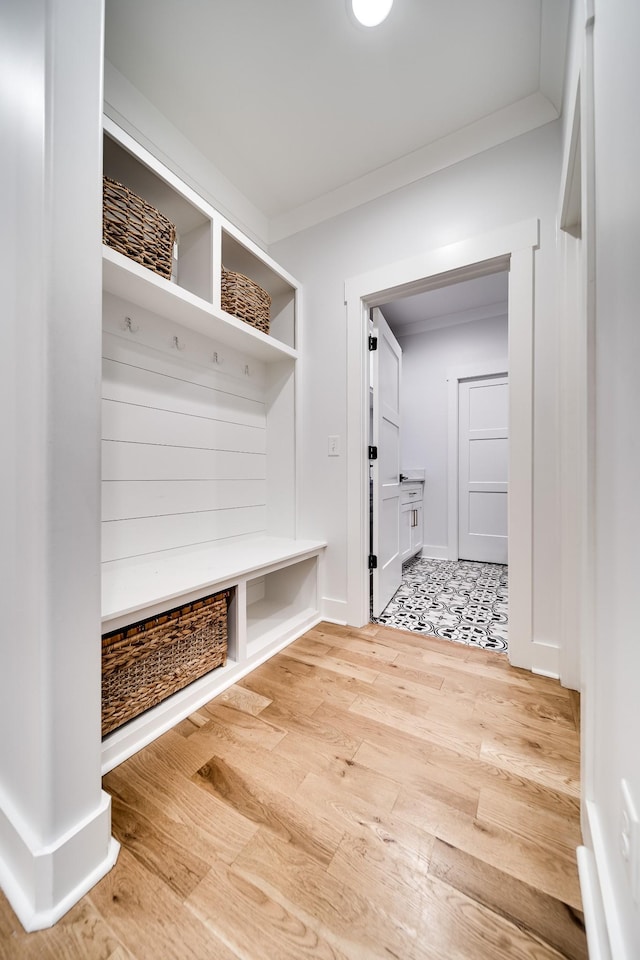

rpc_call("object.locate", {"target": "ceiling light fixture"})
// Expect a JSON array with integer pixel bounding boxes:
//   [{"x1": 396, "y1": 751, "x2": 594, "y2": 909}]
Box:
[{"x1": 351, "y1": 0, "x2": 393, "y2": 27}]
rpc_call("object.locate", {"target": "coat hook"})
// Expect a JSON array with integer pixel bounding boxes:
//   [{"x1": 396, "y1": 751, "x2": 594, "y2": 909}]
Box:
[
  {"x1": 122, "y1": 316, "x2": 139, "y2": 333},
  {"x1": 212, "y1": 351, "x2": 224, "y2": 365},
  {"x1": 172, "y1": 335, "x2": 185, "y2": 351},
  {"x1": 243, "y1": 364, "x2": 250, "y2": 376}
]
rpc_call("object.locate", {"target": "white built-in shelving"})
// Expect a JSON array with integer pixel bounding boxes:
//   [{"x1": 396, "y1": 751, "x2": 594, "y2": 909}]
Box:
[
  {"x1": 100, "y1": 118, "x2": 325, "y2": 771},
  {"x1": 103, "y1": 246, "x2": 298, "y2": 363},
  {"x1": 103, "y1": 116, "x2": 299, "y2": 361},
  {"x1": 100, "y1": 536, "x2": 325, "y2": 774}
]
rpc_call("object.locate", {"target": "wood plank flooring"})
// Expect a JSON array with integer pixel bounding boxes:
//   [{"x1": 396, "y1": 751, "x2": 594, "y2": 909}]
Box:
[{"x1": 0, "y1": 622, "x2": 586, "y2": 959}]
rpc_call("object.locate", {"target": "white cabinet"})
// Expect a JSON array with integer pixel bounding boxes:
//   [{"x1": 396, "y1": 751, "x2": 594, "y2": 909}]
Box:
[
  {"x1": 410, "y1": 502, "x2": 423, "y2": 556},
  {"x1": 400, "y1": 504, "x2": 411, "y2": 563},
  {"x1": 400, "y1": 482, "x2": 424, "y2": 563},
  {"x1": 100, "y1": 118, "x2": 325, "y2": 772}
]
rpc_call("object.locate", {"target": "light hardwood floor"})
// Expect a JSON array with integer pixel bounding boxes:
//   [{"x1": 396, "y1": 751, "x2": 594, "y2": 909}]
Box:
[{"x1": 0, "y1": 622, "x2": 586, "y2": 959}]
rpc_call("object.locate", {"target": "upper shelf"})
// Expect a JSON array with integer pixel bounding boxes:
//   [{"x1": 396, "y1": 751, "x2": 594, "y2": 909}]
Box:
[
  {"x1": 103, "y1": 245, "x2": 297, "y2": 363},
  {"x1": 221, "y1": 230, "x2": 297, "y2": 349},
  {"x1": 102, "y1": 116, "x2": 299, "y2": 358}
]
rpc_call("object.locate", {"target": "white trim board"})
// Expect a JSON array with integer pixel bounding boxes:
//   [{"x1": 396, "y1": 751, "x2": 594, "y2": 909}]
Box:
[
  {"x1": 421, "y1": 545, "x2": 448, "y2": 560},
  {"x1": 577, "y1": 845, "x2": 612, "y2": 960},
  {"x1": 345, "y1": 219, "x2": 539, "y2": 672},
  {"x1": 0, "y1": 792, "x2": 118, "y2": 932},
  {"x1": 580, "y1": 799, "x2": 632, "y2": 960},
  {"x1": 531, "y1": 646, "x2": 561, "y2": 680},
  {"x1": 446, "y1": 358, "x2": 509, "y2": 563},
  {"x1": 320, "y1": 596, "x2": 349, "y2": 625},
  {"x1": 269, "y1": 94, "x2": 557, "y2": 244}
]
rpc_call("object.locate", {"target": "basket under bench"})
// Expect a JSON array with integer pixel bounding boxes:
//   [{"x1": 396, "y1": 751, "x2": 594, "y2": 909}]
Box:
[
  {"x1": 101, "y1": 589, "x2": 230, "y2": 737},
  {"x1": 100, "y1": 536, "x2": 326, "y2": 770}
]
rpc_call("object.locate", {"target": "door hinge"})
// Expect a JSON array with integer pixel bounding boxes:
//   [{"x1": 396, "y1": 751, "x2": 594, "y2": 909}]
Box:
[
  {"x1": 368, "y1": 335, "x2": 378, "y2": 351},
  {"x1": 368, "y1": 554, "x2": 378, "y2": 570},
  {"x1": 368, "y1": 445, "x2": 378, "y2": 460}
]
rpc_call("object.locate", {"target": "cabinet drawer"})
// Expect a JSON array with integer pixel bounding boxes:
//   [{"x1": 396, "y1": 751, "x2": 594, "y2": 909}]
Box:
[{"x1": 400, "y1": 482, "x2": 423, "y2": 503}]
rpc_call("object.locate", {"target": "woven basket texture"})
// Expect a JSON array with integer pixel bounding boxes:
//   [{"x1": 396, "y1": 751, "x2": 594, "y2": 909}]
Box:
[
  {"x1": 103, "y1": 176, "x2": 176, "y2": 281},
  {"x1": 221, "y1": 266, "x2": 271, "y2": 335},
  {"x1": 101, "y1": 590, "x2": 229, "y2": 736}
]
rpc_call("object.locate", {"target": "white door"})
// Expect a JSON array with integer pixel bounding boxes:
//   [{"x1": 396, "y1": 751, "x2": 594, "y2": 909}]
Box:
[
  {"x1": 372, "y1": 307, "x2": 403, "y2": 616},
  {"x1": 458, "y1": 374, "x2": 508, "y2": 564}
]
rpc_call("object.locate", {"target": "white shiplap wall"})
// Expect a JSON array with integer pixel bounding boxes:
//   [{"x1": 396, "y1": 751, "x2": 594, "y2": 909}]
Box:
[{"x1": 102, "y1": 293, "x2": 268, "y2": 563}]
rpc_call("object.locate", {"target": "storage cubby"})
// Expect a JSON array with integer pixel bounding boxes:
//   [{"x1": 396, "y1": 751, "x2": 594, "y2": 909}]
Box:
[
  {"x1": 103, "y1": 129, "x2": 213, "y2": 303},
  {"x1": 221, "y1": 229, "x2": 297, "y2": 349},
  {"x1": 246, "y1": 557, "x2": 318, "y2": 657}
]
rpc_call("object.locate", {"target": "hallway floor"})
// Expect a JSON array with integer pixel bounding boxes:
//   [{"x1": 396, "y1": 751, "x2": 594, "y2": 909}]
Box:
[
  {"x1": 0, "y1": 622, "x2": 584, "y2": 960},
  {"x1": 374, "y1": 557, "x2": 509, "y2": 653}
]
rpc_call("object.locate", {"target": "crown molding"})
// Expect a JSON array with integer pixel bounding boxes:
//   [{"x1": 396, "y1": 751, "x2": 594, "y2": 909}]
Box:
[
  {"x1": 393, "y1": 300, "x2": 508, "y2": 339},
  {"x1": 269, "y1": 92, "x2": 558, "y2": 243}
]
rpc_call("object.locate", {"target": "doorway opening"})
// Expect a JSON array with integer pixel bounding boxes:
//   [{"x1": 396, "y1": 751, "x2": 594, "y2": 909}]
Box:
[
  {"x1": 368, "y1": 271, "x2": 509, "y2": 652},
  {"x1": 346, "y1": 218, "x2": 538, "y2": 672}
]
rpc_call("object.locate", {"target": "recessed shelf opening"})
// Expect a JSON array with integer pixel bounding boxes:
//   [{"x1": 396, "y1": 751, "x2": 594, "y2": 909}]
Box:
[
  {"x1": 246, "y1": 557, "x2": 318, "y2": 655},
  {"x1": 104, "y1": 133, "x2": 213, "y2": 302},
  {"x1": 221, "y1": 230, "x2": 296, "y2": 349}
]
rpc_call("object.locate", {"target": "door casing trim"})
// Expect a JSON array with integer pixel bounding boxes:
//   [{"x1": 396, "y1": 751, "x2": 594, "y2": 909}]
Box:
[{"x1": 345, "y1": 218, "x2": 539, "y2": 671}]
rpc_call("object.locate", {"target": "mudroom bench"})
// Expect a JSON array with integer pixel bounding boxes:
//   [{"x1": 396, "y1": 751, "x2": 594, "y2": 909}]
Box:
[{"x1": 100, "y1": 535, "x2": 326, "y2": 773}]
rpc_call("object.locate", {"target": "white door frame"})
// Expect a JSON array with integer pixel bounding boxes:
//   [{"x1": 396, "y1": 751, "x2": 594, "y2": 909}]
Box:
[
  {"x1": 345, "y1": 218, "x2": 538, "y2": 671},
  {"x1": 447, "y1": 360, "x2": 508, "y2": 562}
]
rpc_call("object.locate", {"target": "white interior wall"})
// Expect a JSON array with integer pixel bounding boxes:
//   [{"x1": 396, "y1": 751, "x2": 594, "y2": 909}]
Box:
[
  {"x1": 270, "y1": 122, "x2": 561, "y2": 643},
  {"x1": 395, "y1": 315, "x2": 508, "y2": 557},
  {"x1": 570, "y1": 0, "x2": 640, "y2": 955}
]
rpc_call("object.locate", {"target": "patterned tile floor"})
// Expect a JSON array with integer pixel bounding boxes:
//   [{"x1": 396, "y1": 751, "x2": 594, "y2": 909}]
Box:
[{"x1": 373, "y1": 556, "x2": 509, "y2": 653}]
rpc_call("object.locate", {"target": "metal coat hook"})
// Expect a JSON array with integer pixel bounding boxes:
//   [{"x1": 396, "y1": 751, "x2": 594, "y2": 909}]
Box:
[
  {"x1": 172, "y1": 335, "x2": 185, "y2": 351},
  {"x1": 243, "y1": 364, "x2": 250, "y2": 377},
  {"x1": 122, "y1": 316, "x2": 139, "y2": 333},
  {"x1": 212, "y1": 351, "x2": 224, "y2": 366}
]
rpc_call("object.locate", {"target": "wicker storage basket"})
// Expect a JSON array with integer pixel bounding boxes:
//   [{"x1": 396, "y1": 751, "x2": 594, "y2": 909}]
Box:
[
  {"x1": 101, "y1": 590, "x2": 229, "y2": 736},
  {"x1": 103, "y1": 176, "x2": 176, "y2": 280},
  {"x1": 221, "y1": 266, "x2": 271, "y2": 335}
]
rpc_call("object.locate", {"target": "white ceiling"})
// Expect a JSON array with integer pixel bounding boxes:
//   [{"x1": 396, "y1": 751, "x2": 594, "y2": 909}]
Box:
[
  {"x1": 105, "y1": 0, "x2": 570, "y2": 241},
  {"x1": 381, "y1": 270, "x2": 508, "y2": 336}
]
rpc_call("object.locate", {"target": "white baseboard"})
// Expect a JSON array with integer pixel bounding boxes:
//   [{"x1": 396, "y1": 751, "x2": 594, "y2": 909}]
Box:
[
  {"x1": 531, "y1": 641, "x2": 560, "y2": 679},
  {"x1": 583, "y1": 799, "x2": 634, "y2": 960},
  {"x1": 321, "y1": 596, "x2": 348, "y2": 624},
  {"x1": 420, "y1": 544, "x2": 449, "y2": 560},
  {"x1": 0, "y1": 790, "x2": 118, "y2": 932},
  {"x1": 577, "y1": 845, "x2": 612, "y2": 960}
]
